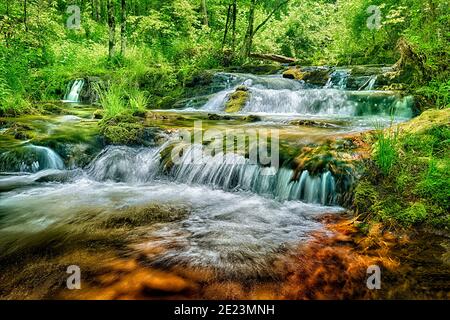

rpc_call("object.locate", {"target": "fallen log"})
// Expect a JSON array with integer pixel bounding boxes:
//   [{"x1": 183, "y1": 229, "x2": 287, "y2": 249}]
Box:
[{"x1": 249, "y1": 53, "x2": 297, "y2": 64}]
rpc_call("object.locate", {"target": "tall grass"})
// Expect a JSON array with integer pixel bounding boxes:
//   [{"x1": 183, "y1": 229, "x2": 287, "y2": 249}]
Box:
[
  {"x1": 97, "y1": 83, "x2": 127, "y2": 118},
  {"x1": 373, "y1": 120, "x2": 399, "y2": 175},
  {"x1": 97, "y1": 82, "x2": 148, "y2": 118},
  {"x1": 129, "y1": 89, "x2": 149, "y2": 112}
]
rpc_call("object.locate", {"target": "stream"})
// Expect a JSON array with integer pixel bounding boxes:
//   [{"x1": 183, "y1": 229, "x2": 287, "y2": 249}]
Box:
[{"x1": 0, "y1": 69, "x2": 448, "y2": 299}]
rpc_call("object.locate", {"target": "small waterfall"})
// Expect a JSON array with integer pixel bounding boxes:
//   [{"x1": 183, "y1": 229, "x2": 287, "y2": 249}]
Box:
[
  {"x1": 358, "y1": 75, "x2": 377, "y2": 91},
  {"x1": 169, "y1": 144, "x2": 337, "y2": 205},
  {"x1": 325, "y1": 70, "x2": 349, "y2": 89},
  {"x1": 0, "y1": 145, "x2": 64, "y2": 173},
  {"x1": 63, "y1": 79, "x2": 84, "y2": 102},
  {"x1": 86, "y1": 145, "x2": 162, "y2": 183},
  {"x1": 242, "y1": 88, "x2": 354, "y2": 115},
  {"x1": 195, "y1": 72, "x2": 414, "y2": 118},
  {"x1": 84, "y1": 142, "x2": 339, "y2": 205}
]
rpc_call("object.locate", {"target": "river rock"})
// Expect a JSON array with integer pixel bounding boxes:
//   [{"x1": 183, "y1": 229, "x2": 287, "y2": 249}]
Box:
[
  {"x1": 290, "y1": 119, "x2": 338, "y2": 128},
  {"x1": 283, "y1": 66, "x2": 332, "y2": 86},
  {"x1": 225, "y1": 86, "x2": 250, "y2": 113},
  {"x1": 282, "y1": 67, "x2": 303, "y2": 80}
]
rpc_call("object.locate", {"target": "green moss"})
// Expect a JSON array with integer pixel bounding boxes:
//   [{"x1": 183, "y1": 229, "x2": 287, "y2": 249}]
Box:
[
  {"x1": 99, "y1": 114, "x2": 145, "y2": 145},
  {"x1": 353, "y1": 181, "x2": 379, "y2": 218},
  {"x1": 282, "y1": 67, "x2": 303, "y2": 80},
  {"x1": 397, "y1": 202, "x2": 428, "y2": 226},
  {"x1": 225, "y1": 87, "x2": 250, "y2": 113}
]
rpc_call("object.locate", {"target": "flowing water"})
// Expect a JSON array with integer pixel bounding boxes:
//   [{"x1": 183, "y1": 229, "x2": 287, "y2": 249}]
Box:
[
  {"x1": 0, "y1": 69, "x2": 425, "y2": 299},
  {"x1": 63, "y1": 79, "x2": 85, "y2": 103},
  {"x1": 181, "y1": 72, "x2": 413, "y2": 121}
]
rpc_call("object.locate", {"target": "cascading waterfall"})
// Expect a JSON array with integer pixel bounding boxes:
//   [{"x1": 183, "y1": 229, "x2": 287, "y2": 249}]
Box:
[
  {"x1": 63, "y1": 79, "x2": 84, "y2": 102},
  {"x1": 0, "y1": 144, "x2": 64, "y2": 173},
  {"x1": 0, "y1": 68, "x2": 426, "y2": 293},
  {"x1": 86, "y1": 145, "x2": 163, "y2": 183},
  {"x1": 170, "y1": 144, "x2": 337, "y2": 205},
  {"x1": 199, "y1": 73, "x2": 413, "y2": 118},
  {"x1": 242, "y1": 88, "x2": 354, "y2": 115},
  {"x1": 86, "y1": 142, "x2": 339, "y2": 205}
]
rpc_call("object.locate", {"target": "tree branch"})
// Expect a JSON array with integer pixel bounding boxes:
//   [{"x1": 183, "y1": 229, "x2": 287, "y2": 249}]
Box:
[{"x1": 253, "y1": 0, "x2": 289, "y2": 35}]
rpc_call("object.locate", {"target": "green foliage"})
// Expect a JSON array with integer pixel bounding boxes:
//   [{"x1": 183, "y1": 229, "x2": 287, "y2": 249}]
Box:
[
  {"x1": 97, "y1": 83, "x2": 127, "y2": 118},
  {"x1": 355, "y1": 110, "x2": 450, "y2": 229},
  {"x1": 416, "y1": 80, "x2": 450, "y2": 109},
  {"x1": 396, "y1": 202, "x2": 428, "y2": 225}
]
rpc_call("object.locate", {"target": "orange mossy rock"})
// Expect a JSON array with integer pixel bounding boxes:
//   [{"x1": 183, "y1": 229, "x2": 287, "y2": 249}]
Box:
[{"x1": 282, "y1": 67, "x2": 303, "y2": 80}]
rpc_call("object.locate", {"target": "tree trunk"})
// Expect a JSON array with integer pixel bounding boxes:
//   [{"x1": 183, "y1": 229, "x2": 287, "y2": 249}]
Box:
[
  {"x1": 241, "y1": 0, "x2": 256, "y2": 58},
  {"x1": 91, "y1": 0, "x2": 99, "y2": 20},
  {"x1": 96, "y1": 0, "x2": 100, "y2": 21},
  {"x1": 201, "y1": 0, "x2": 209, "y2": 26},
  {"x1": 222, "y1": 4, "x2": 232, "y2": 49},
  {"x1": 231, "y1": 0, "x2": 237, "y2": 53},
  {"x1": 121, "y1": 0, "x2": 127, "y2": 56},
  {"x1": 107, "y1": 0, "x2": 116, "y2": 59},
  {"x1": 241, "y1": 0, "x2": 289, "y2": 58}
]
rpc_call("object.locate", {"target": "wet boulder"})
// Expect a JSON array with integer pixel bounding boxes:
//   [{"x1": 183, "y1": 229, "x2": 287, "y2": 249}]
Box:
[
  {"x1": 225, "y1": 86, "x2": 250, "y2": 113},
  {"x1": 290, "y1": 119, "x2": 338, "y2": 128},
  {"x1": 282, "y1": 66, "x2": 303, "y2": 80},
  {"x1": 283, "y1": 66, "x2": 332, "y2": 86}
]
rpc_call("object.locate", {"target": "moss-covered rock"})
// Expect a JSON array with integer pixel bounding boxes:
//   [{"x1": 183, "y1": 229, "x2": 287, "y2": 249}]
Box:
[
  {"x1": 398, "y1": 108, "x2": 450, "y2": 135},
  {"x1": 300, "y1": 69, "x2": 331, "y2": 86},
  {"x1": 283, "y1": 67, "x2": 331, "y2": 86},
  {"x1": 282, "y1": 67, "x2": 303, "y2": 80},
  {"x1": 185, "y1": 70, "x2": 214, "y2": 87},
  {"x1": 93, "y1": 109, "x2": 104, "y2": 119},
  {"x1": 40, "y1": 102, "x2": 68, "y2": 115},
  {"x1": 225, "y1": 86, "x2": 250, "y2": 113},
  {"x1": 4, "y1": 123, "x2": 35, "y2": 140},
  {"x1": 99, "y1": 114, "x2": 146, "y2": 145}
]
